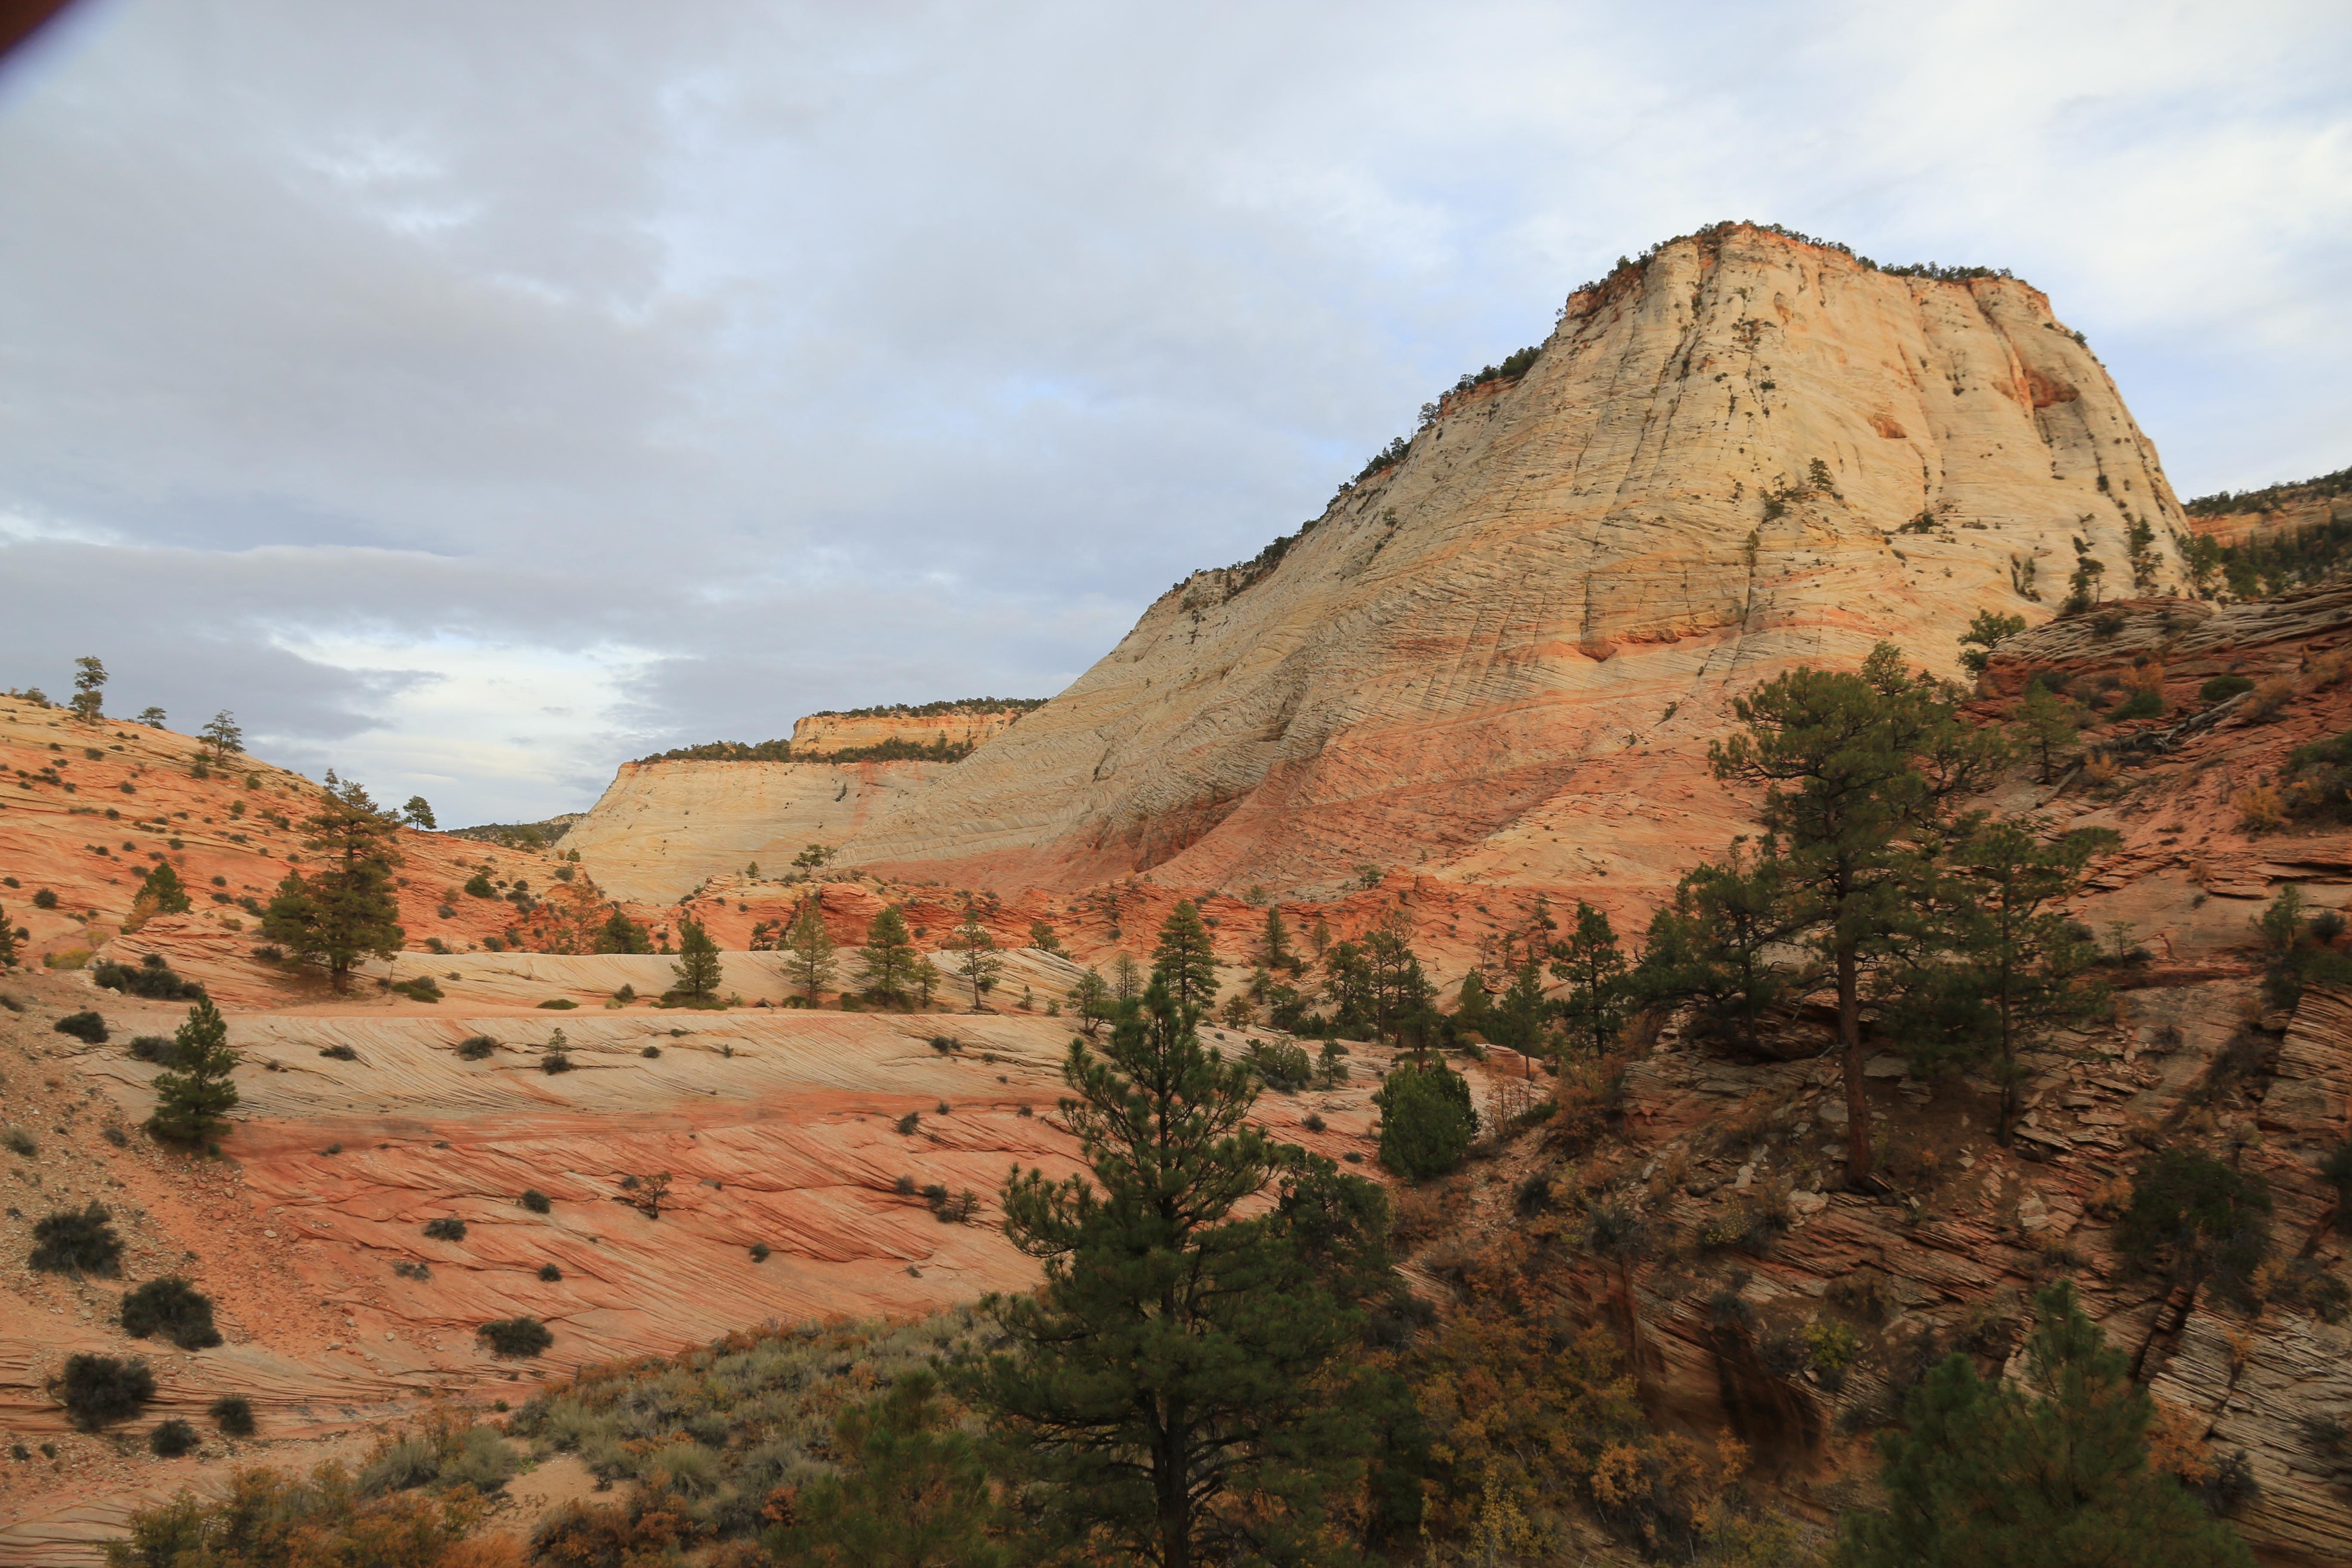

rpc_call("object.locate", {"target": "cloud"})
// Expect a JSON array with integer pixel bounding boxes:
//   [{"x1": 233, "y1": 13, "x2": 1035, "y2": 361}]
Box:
[{"x1": 0, "y1": 0, "x2": 2345, "y2": 821}]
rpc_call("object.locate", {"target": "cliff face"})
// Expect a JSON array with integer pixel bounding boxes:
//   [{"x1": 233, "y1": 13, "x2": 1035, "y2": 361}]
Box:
[
  {"x1": 565, "y1": 757, "x2": 959, "y2": 903},
  {"x1": 789, "y1": 706, "x2": 1029, "y2": 757},
  {"x1": 843, "y1": 225, "x2": 2185, "y2": 896}
]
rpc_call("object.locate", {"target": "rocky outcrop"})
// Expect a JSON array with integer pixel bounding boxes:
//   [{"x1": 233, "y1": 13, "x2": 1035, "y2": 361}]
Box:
[
  {"x1": 790, "y1": 704, "x2": 1032, "y2": 757},
  {"x1": 566, "y1": 758, "x2": 954, "y2": 903},
  {"x1": 843, "y1": 224, "x2": 2186, "y2": 897}
]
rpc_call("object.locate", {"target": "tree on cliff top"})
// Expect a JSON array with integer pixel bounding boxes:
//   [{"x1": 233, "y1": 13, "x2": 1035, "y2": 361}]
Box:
[
  {"x1": 258, "y1": 776, "x2": 404, "y2": 989},
  {"x1": 70, "y1": 655, "x2": 107, "y2": 722},
  {"x1": 950, "y1": 903, "x2": 1002, "y2": 1011},
  {"x1": 1710, "y1": 643, "x2": 2006, "y2": 1189}
]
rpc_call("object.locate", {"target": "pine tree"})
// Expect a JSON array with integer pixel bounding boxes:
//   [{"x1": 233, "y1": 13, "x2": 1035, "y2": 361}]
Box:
[
  {"x1": 141, "y1": 862, "x2": 192, "y2": 915},
  {"x1": 914, "y1": 956, "x2": 942, "y2": 1008},
  {"x1": 70, "y1": 655, "x2": 106, "y2": 723},
  {"x1": 2116, "y1": 1148, "x2": 2273, "y2": 1376},
  {"x1": 1375, "y1": 1059, "x2": 1474, "y2": 1178},
  {"x1": 1877, "y1": 818, "x2": 2110, "y2": 1143},
  {"x1": 961, "y1": 981, "x2": 1389, "y2": 1568},
  {"x1": 786, "y1": 897, "x2": 836, "y2": 1004},
  {"x1": 258, "y1": 778, "x2": 404, "y2": 989},
  {"x1": 146, "y1": 999, "x2": 239, "y2": 1145},
  {"x1": 1151, "y1": 900, "x2": 1219, "y2": 1010},
  {"x1": 672, "y1": 918, "x2": 723, "y2": 998},
  {"x1": 1710, "y1": 643, "x2": 2007, "y2": 1187},
  {"x1": 1636, "y1": 842, "x2": 1809, "y2": 1057},
  {"x1": 401, "y1": 796, "x2": 436, "y2": 830},
  {"x1": 135, "y1": 706, "x2": 166, "y2": 728},
  {"x1": 1452, "y1": 969, "x2": 1493, "y2": 1039},
  {"x1": 596, "y1": 907, "x2": 652, "y2": 954},
  {"x1": 1485, "y1": 949, "x2": 1550, "y2": 1069},
  {"x1": 2015, "y1": 684, "x2": 2082, "y2": 784},
  {"x1": 199, "y1": 710, "x2": 243, "y2": 762},
  {"x1": 0, "y1": 900, "x2": 17, "y2": 968},
  {"x1": 1550, "y1": 900, "x2": 1628, "y2": 1060},
  {"x1": 1834, "y1": 1281, "x2": 2253, "y2": 1568},
  {"x1": 1068, "y1": 968, "x2": 1112, "y2": 1037},
  {"x1": 1957, "y1": 609, "x2": 2027, "y2": 677},
  {"x1": 1362, "y1": 912, "x2": 1437, "y2": 1050},
  {"x1": 951, "y1": 904, "x2": 1004, "y2": 1011},
  {"x1": 1258, "y1": 906, "x2": 1295, "y2": 974},
  {"x1": 1112, "y1": 951, "x2": 1143, "y2": 1002},
  {"x1": 860, "y1": 906, "x2": 918, "y2": 1003}
]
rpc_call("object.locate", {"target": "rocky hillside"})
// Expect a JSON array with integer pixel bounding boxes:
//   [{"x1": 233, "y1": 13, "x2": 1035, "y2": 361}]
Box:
[{"x1": 843, "y1": 223, "x2": 2184, "y2": 899}]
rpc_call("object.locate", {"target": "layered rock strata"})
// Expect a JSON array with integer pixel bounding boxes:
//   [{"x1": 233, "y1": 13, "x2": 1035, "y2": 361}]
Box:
[{"x1": 845, "y1": 225, "x2": 2186, "y2": 896}]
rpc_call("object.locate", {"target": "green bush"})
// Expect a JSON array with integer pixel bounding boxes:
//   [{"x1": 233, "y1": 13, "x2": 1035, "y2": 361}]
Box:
[
  {"x1": 120, "y1": 1276, "x2": 222, "y2": 1349},
  {"x1": 478, "y1": 1316, "x2": 554, "y2": 1358},
  {"x1": 52, "y1": 1353, "x2": 153, "y2": 1428},
  {"x1": 30, "y1": 1203, "x2": 123, "y2": 1275},
  {"x1": 2110, "y1": 688, "x2": 2165, "y2": 721},
  {"x1": 539, "y1": 1262, "x2": 563, "y2": 1281},
  {"x1": 126, "y1": 1034, "x2": 175, "y2": 1063},
  {"x1": 3, "y1": 1126, "x2": 32, "y2": 1157},
  {"x1": 2201, "y1": 674, "x2": 2256, "y2": 705},
  {"x1": 53, "y1": 1010, "x2": 108, "y2": 1043},
  {"x1": 422, "y1": 1217, "x2": 468, "y2": 1243},
  {"x1": 465, "y1": 873, "x2": 496, "y2": 898},
  {"x1": 148, "y1": 1418, "x2": 199, "y2": 1457},
  {"x1": 456, "y1": 1035, "x2": 498, "y2": 1060},
  {"x1": 92, "y1": 956, "x2": 205, "y2": 1001},
  {"x1": 1247, "y1": 1039, "x2": 1314, "y2": 1092},
  {"x1": 209, "y1": 1393, "x2": 255, "y2": 1436},
  {"x1": 521, "y1": 1189, "x2": 552, "y2": 1214},
  {"x1": 1375, "y1": 1060, "x2": 1476, "y2": 1179}
]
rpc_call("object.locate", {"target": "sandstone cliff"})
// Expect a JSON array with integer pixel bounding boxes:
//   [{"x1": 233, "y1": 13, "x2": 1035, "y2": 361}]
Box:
[
  {"x1": 566, "y1": 757, "x2": 956, "y2": 902},
  {"x1": 844, "y1": 224, "x2": 2184, "y2": 897},
  {"x1": 790, "y1": 703, "x2": 1034, "y2": 757}
]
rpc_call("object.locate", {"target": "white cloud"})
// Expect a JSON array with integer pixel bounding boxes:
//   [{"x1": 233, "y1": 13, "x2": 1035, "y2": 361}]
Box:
[{"x1": 0, "y1": 0, "x2": 2344, "y2": 822}]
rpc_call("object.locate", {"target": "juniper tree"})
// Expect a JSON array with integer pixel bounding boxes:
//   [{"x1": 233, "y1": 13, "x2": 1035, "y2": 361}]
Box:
[
  {"x1": 961, "y1": 981, "x2": 1388, "y2": 1568},
  {"x1": 1152, "y1": 900, "x2": 1219, "y2": 1011},
  {"x1": 1550, "y1": 899, "x2": 1629, "y2": 1060},
  {"x1": 1834, "y1": 1281, "x2": 2253, "y2": 1568},
  {"x1": 146, "y1": 998, "x2": 238, "y2": 1144},
  {"x1": 258, "y1": 777, "x2": 404, "y2": 989},
  {"x1": 786, "y1": 897, "x2": 836, "y2": 1004},
  {"x1": 861, "y1": 906, "x2": 919, "y2": 1003},
  {"x1": 134, "y1": 862, "x2": 192, "y2": 920},
  {"x1": 596, "y1": 907, "x2": 652, "y2": 954},
  {"x1": 951, "y1": 904, "x2": 1004, "y2": 1011},
  {"x1": 1957, "y1": 609, "x2": 2028, "y2": 677},
  {"x1": 1710, "y1": 643, "x2": 2007, "y2": 1188},
  {"x1": 1877, "y1": 818, "x2": 2111, "y2": 1144},
  {"x1": 671, "y1": 919, "x2": 722, "y2": 998}
]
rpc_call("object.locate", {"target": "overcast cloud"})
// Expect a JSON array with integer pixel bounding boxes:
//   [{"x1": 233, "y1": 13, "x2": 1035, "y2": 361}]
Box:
[{"x1": 1, "y1": 0, "x2": 2346, "y2": 823}]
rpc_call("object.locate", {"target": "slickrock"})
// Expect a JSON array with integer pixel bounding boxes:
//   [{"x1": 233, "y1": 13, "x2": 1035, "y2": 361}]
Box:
[
  {"x1": 566, "y1": 759, "x2": 953, "y2": 902},
  {"x1": 843, "y1": 224, "x2": 2184, "y2": 896}
]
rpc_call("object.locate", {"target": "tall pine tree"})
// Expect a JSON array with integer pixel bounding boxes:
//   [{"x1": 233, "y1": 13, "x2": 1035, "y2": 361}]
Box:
[
  {"x1": 1710, "y1": 643, "x2": 2005, "y2": 1187},
  {"x1": 962, "y1": 981, "x2": 1388, "y2": 1568},
  {"x1": 1550, "y1": 900, "x2": 1629, "y2": 1060},
  {"x1": 860, "y1": 906, "x2": 919, "y2": 1003},
  {"x1": 671, "y1": 918, "x2": 723, "y2": 999},
  {"x1": 1635, "y1": 841, "x2": 1810, "y2": 1058},
  {"x1": 146, "y1": 999, "x2": 239, "y2": 1145},
  {"x1": 951, "y1": 904, "x2": 1004, "y2": 1011},
  {"x1": 785, "y1": 897, "x2": 836, "y2": 1004},
  {"x1": 257, "y1": 776, "x2": 404, "y2": 989},
  {"x1": 1151, "y1": 900, "x2": 1219, "y2": 1011}
]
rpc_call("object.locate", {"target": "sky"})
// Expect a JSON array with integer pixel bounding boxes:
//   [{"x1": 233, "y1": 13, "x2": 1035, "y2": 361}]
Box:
[{"x1": 0, "y1": 0, "x2": 2346, "y2": 825}]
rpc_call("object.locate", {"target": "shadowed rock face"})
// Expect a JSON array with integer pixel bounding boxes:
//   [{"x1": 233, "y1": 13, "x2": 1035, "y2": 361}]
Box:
[{"x1": 843, "y1": 225, "x2": 2184, "y2": 897}]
